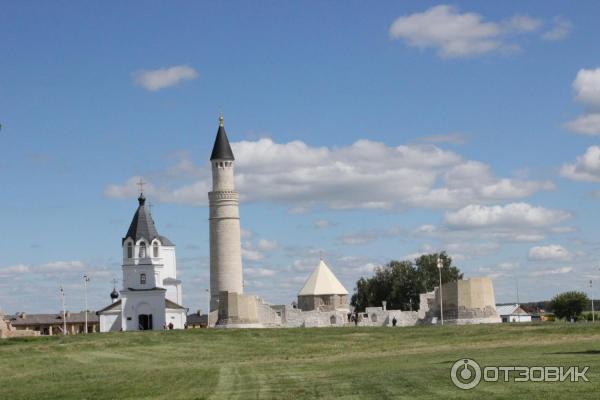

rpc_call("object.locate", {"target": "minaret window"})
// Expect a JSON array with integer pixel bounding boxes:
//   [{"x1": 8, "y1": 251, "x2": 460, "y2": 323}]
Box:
[
  {"x1": 139, "y1": 242, "x2": 146, "y2": 258},
  {"x1": 127, "y1": 242, "x2": 133, "y2": 258},
  {"x1": 140, "y1": 273, "x2": 146, "y2": 285},
  {"x1": 153, "y1": 243, "x2": 159, "y2": 257}
]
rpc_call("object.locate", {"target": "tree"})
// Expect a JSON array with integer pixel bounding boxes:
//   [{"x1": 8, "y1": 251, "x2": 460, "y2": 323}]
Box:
[
  {"x1": 550, "y1": 291, "x2": 589, "y2": 321},
  {"x1": 350, "y1": 252, "x2": 462, "y2": 312}
]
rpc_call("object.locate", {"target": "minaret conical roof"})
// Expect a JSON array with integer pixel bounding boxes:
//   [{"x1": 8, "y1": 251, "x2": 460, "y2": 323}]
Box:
[{"x1": 210, "y1": 114, "x2": 235, "y2": 161}]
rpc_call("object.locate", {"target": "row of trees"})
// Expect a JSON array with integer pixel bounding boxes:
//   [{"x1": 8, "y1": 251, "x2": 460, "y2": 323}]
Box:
[{"x1": 350, "y1": 252, "x2": 462, "y2": 312}]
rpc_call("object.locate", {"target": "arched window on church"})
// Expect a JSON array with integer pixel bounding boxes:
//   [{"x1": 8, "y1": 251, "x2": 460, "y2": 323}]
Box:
[
  {"x1": 139, "y1": 242, "x2": 146, "y2": 258},
  {"x1": 127, "y1": 242, "x2": 133, "y2": 259},
  {"x1": 140, "y1": 273, "x2": 146, "y2": 285},
  {"x1": 153, "y1": 243, "x2": 159, "y2": 258}
]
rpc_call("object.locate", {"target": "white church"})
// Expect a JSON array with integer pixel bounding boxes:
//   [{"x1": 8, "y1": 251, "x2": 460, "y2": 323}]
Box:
[{"x1": 98, "y1": 193, "x2": 187, "y2": 332}]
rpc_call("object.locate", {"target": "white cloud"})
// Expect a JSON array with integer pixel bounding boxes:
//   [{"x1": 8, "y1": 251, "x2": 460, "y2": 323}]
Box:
[
  {"x1": 542, "y1": 17, "x2": 571, "y2": 41},
  {"x1": 313, "y1": 219, "x2": 333, "y2": 229},
  {"x1": 445, "y1": 203, "x2": 571, "y2": 229},
  {"x1": 241, "y1": 248, "x2": 264, "y2": 262},
  {"x1": 565, "y1": 67, "x2": 600, "y2": 135},
  {"x1": 338, "y1": 227, "x2": 401, "y2": 246},
  {"x1": 505, "y1": 15, "x2": 543, "y2": 33},
  {"x1": 245, "y1": 267, "x2": 276, "y2": 277},
  {"x1": 388, "y1": 5, "x2": 541, "y2": 58},
  {"x1": 530, "y1": 267, "x2": 572, "y2": 277},
  {"x1": 560, "y1": 146, "x2": 600, "y2": 182},
  {"x1": 563, "y1": 113, "x2": 600, "y2": 135},
  {"x1": 38, "y1": 261, "x2": 87, "y2": 273},
  {"x1": 528, "y1": 245, "x2": 572, "y2": 261},
  {"x1": 257, "y1": 239, "x2": 278, "y2": 252},
  {"x1": 511, "y1": 234, "x2": 545, "y2": 242},
  {"x1": 106, "y1": 138, "x2": 554, "y2": 211},
  {"x1": 0, "y1": 264, "x2": 30, "y2": 277},
  {"x1": 573, "y1": 67, "x2": 600, "y2": 107},
  {"x1": 445, "y1": 241, "x2": 499, "y2": 261},
  {"x1": 133, "y1": 65, "x2": 198, "y2": 91}
]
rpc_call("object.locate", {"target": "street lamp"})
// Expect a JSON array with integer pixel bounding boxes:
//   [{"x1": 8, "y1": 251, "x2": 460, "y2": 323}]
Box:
[
  {"x1": 60, "y1": 286, "x2": 67, "y2": 335},
  {"x1": 205, "y1": 288, "x2": 210, "y2": 328},
  {"x1": 437, "y1": 257, "x2": 444, "y2": 326},
  {"x1": 590, "y1": 279, "x2": 595, "y2": 323},
  {"x1": 83, "y1": 275, "x2": 90, "y2": 334}
]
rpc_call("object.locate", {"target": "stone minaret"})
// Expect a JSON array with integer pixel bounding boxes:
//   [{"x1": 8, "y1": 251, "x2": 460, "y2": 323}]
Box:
[{"x1": 209, "y1": 114, "x2": 243, "y2": 311}]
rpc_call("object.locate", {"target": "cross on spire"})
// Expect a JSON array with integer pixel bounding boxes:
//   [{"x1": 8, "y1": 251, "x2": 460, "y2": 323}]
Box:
[
  {"x1": 111, "y1": 278, "x2": 118, "y2": 289},
  {"x1": 137, "y1": 177, "x2": 146, "y2": 194}
]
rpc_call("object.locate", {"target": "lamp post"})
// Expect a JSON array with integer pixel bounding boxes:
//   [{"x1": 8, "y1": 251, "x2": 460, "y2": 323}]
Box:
[
  {"x1": 590, "y1": 280, "x2": 595, "y2": 323},
  {"x1": 205, "y1": 288, "x2": 210, "y2": 328},
  {"x1": 83, "y1": 275, "x2": 90, "y2": 333},
  {"x1": 60, "y1": 286, "x2": 67, "y2": 335},
  {"x1": 437, "y1": 257, "x2": 444, "y2": 326}
]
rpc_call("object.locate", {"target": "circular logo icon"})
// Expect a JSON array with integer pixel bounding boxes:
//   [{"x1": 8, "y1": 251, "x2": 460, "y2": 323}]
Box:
[{"x1": 451, "y1": 358, "x2": 481, "y2": 390}]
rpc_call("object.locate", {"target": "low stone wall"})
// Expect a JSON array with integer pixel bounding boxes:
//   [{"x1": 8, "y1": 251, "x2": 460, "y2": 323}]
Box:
[
  {"x1": 355, "y1": 307, "x2": 419, "y2": 327},
  {"x1": 281, "y1": 306, "x2": 347, "y2": 328}
]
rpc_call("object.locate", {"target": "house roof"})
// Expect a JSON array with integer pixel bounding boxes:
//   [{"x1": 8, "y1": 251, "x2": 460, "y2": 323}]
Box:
[
  {"x1": 210, "y1": 115, "x2": 234, "y2": 161},
  {"x1": 122, "y1": 194, "x2": 174, "y2": 246},
  {"x1": 298, "y1": 260, "x2": 348, "y2": 296},
  {"x1": 186, "y1": 313, "x2": 207, "y2": 325},
  {"x1": 165, "y1": 299, "x2": 186, "y2": 310},
  {"x1": 496, "y1": 304, "x2": 530, "y2": 316},
  {"x1": 7, "y1": 311, "x2": 99, "y2": 325}
]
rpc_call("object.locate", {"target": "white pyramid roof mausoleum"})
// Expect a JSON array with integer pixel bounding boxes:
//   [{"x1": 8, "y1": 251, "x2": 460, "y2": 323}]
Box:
[{"x1": 298, "y1": 260, "x2": 349, "y2": 296}]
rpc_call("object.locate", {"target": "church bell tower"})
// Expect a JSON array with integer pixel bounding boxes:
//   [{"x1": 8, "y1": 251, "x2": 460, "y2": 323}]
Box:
[{"x1": 208, "y1": 114, "x2": 244, "y2": 311}]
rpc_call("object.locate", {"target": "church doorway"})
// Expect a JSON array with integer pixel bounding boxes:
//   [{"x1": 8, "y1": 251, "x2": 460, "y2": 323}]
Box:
[{"x1": 138, "y1": 314, "x2": 153, "y2": 330}]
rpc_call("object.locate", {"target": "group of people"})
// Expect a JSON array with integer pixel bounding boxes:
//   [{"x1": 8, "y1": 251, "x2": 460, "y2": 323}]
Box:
[{"x1": 162, "y1": 322, "x2": 174, "y2": 330}]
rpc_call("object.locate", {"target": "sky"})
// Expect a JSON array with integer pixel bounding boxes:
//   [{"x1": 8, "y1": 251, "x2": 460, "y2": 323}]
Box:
[{"x1": 2, "y1": 1, "x2": 600, "y2": 314}]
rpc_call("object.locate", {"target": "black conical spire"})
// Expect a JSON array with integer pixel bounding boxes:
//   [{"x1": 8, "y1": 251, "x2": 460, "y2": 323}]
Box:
[{"x1": 210, "y1": 113, "x2": 235, "y2": 161}]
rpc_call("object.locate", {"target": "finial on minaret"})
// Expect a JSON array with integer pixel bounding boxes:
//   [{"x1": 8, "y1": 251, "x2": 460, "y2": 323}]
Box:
[{"x1": 219, "y1": 112, "x2": 224, "y2": 127}]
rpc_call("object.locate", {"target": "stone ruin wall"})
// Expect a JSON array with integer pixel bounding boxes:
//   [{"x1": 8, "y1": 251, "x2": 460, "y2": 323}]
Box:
[
  {"x1": 215, "y1": 277, "x2": 501, "y2": 329},
  {"x1": 418, "y1": 277, "x2": 501, "y2": 325},
  {"x1": 0, "y1": 312, "x2": 39, "y2": 339}
]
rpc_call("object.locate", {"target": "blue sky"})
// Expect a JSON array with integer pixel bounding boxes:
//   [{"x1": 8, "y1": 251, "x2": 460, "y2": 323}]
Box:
[{"x1": 2, "y1": 2, "x2": 600, "y2": 314}]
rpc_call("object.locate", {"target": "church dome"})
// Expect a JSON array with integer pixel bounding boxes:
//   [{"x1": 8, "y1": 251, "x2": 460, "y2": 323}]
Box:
[
  {"x1": 110, "y1": 288, "x2": 119, "y2": 300},
  {"x1": 122, "y1": 193, "x2": 174, "y2": 245}
]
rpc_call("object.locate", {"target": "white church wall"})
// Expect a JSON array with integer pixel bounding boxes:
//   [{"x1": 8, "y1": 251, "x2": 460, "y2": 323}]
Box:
[
  {"x1": 164, "y1": 283, "x2": 181, "y2": 305},
  {"x1": 121, "y1": 292, "x2": 166, "y2": 331},
  {"x1": 161, "y1": 246, "x2": 177, "y2": 280},
  {"x1": 166, "y1": 309, "x2": 186, "y2": 329},
  {"x1": 99, "y1": 312, "x2": 121, "y2": 332},
  {"x1": 123, "y1": 264, "x2": 159, "y2": 290}
]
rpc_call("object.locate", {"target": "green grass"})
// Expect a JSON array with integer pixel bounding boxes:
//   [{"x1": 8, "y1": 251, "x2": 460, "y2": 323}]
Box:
[{"x1": 1, "y1": 323, "x2": 599, "y2": 399}]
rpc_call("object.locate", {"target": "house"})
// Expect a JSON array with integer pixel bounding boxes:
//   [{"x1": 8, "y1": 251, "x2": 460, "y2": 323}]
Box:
[{"x1": 496, "y1": 304, "x2": 532, "y2": 323}]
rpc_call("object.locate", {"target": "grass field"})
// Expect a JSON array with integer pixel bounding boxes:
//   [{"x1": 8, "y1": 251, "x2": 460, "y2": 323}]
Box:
[{"x1": 1, "y1": 323, "x2": 599, "y2": 399}]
